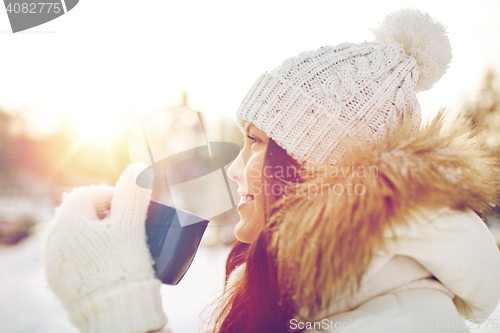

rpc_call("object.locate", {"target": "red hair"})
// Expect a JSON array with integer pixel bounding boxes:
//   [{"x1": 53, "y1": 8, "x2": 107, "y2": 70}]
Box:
[{"x1": 213, "y1": 138, "x2": 304, "y2": 333}]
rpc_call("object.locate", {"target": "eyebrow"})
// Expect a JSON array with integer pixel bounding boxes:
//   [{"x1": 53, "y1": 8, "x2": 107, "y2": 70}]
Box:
[{"x1": 244, "y1": 122, "x2": 254, "y2": 134}]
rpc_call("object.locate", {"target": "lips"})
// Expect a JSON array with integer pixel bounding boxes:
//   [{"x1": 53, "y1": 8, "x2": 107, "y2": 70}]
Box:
[{"x1": 237, "y1": 193, "x2": 254, "y2": 210}]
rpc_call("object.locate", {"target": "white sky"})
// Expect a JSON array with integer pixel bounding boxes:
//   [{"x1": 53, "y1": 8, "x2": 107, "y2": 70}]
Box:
[{"x1": 0, "y1": 0, "x2": 499, "y2": 138}]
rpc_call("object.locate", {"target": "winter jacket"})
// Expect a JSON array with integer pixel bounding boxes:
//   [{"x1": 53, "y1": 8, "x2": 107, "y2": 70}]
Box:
[
  {"x1": 199, "y1": 207, "x2": 499, "y2": 333},
  {"x1": 293, "y1": 207, "x2": 500, "y2": 332},
  {"x1": 49, "y1": 114, "x2": 500, "y2": 333}
]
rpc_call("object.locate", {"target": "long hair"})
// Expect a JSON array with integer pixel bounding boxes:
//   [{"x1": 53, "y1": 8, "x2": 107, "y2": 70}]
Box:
[{"x1": 213, "y1": 138, "x2": 305, "y2": 333}]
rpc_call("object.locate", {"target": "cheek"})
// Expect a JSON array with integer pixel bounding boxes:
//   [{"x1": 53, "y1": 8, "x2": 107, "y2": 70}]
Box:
[
  {"x1": 245, "y1": 154, "x2": 267, "y2": 219},
  {"x1": 235, "y1": 153, "x2": 267, "y2": 243},
  {"x1": 245, "y1": 159, "x2": 263, "y2": 196}
]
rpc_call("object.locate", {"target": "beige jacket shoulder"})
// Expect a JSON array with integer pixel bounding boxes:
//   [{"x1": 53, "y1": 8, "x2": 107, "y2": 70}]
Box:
[{"x1": 297, "y1": 208, "x2": 500, "y2": 333}]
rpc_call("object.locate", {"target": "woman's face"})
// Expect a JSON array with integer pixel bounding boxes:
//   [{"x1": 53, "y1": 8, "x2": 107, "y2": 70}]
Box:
[{"x1": 227, "y1": 121, "x2": 270, "y2": 244}]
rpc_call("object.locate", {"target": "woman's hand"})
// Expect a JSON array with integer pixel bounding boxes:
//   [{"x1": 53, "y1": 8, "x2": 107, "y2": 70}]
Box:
[{"x1": 42, "y1": 162, "x2": 169, "y2": 333}]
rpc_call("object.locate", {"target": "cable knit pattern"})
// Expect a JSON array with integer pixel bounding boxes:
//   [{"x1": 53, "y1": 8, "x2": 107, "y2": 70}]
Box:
[
  {"x1": 42, "y1": 162, "x2": 168, "y2": 333},
  {"x1": 236, "y1": 9, "x2": 452, "y2": 166}
]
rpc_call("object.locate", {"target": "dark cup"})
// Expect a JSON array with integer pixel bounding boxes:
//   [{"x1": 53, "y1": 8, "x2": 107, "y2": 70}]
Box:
[{"x1": 145, "y1": 200, "x2": 210, "y2": 285}]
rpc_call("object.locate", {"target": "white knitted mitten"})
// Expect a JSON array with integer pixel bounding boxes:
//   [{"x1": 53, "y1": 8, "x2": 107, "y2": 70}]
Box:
[{"x1": 43, "y1": 162, "x2": 169, "y2": 333}]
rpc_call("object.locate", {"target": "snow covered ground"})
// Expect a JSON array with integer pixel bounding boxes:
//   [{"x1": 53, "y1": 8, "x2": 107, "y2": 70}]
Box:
[
  {"x1": 1, "y1": 224, "x2": 499, "y2": 333},
  {"x1": 0, "y1": 224, "x2": 231, "y2": 333}
]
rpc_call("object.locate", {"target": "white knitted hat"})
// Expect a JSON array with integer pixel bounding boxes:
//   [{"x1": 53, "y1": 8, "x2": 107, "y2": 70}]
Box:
[{"x1": 236, "y1": 8, "x2": 452, "y2": 166}]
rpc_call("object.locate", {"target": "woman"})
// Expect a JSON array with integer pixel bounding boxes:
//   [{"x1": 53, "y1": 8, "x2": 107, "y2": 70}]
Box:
[{"x1": 43, "y1": 8, "x2": 500, "y2": 333}]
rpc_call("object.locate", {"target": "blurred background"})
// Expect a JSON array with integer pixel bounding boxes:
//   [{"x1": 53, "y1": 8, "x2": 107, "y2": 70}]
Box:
[{"x1": 0, "y1": 0, "x2": 499, "y2": 332}]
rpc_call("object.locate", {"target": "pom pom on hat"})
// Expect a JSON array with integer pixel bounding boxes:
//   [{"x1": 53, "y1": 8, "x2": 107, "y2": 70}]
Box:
[{"x1": 369, "y1": 8, "x2": 452, "y2": 92}]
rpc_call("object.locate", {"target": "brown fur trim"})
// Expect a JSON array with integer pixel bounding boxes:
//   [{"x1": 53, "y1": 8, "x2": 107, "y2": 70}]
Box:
[{"x1": 265, "y1": 112, "x2": 500, "y2": 317}]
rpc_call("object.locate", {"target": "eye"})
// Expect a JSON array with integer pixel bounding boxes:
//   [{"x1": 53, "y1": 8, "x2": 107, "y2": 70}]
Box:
[{"x1": 246, "y1": 134, "x2": 261, "y2": 145}]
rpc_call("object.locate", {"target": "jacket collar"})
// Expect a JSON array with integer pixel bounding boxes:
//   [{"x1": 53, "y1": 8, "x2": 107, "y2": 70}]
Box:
[{"x1": 266, "y1": 112, "x2": 500, "y2": 317}]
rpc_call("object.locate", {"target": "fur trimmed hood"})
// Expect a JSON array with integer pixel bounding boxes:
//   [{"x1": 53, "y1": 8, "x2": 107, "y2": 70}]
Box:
[{"x1": 265, "y1": 112, "x2": 500, "y2": 316}]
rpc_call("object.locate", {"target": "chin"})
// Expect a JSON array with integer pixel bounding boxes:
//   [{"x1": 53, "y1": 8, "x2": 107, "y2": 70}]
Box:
[{"x1": 234, "y1": 219, "x2": 255, "y2": 244}]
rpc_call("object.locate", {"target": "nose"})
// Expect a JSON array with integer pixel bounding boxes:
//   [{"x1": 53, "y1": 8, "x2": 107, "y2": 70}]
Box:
[{"x1": 227, "y1": 149, "x2": 244, "y2": 185}]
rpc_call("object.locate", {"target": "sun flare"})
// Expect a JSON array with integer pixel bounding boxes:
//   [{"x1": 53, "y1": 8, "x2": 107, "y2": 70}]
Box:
[{"x1": 75, "y1": 111, "x2": 120, "y2": 144}]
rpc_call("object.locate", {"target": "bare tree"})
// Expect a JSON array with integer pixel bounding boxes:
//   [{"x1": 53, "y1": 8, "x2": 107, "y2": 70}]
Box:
[
  {"x1": 465, "y1": 69, "x2": 500, "y2": 245},
  {"x1": 466, "y1": 69, "x2": 500, "y2": 153}
]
